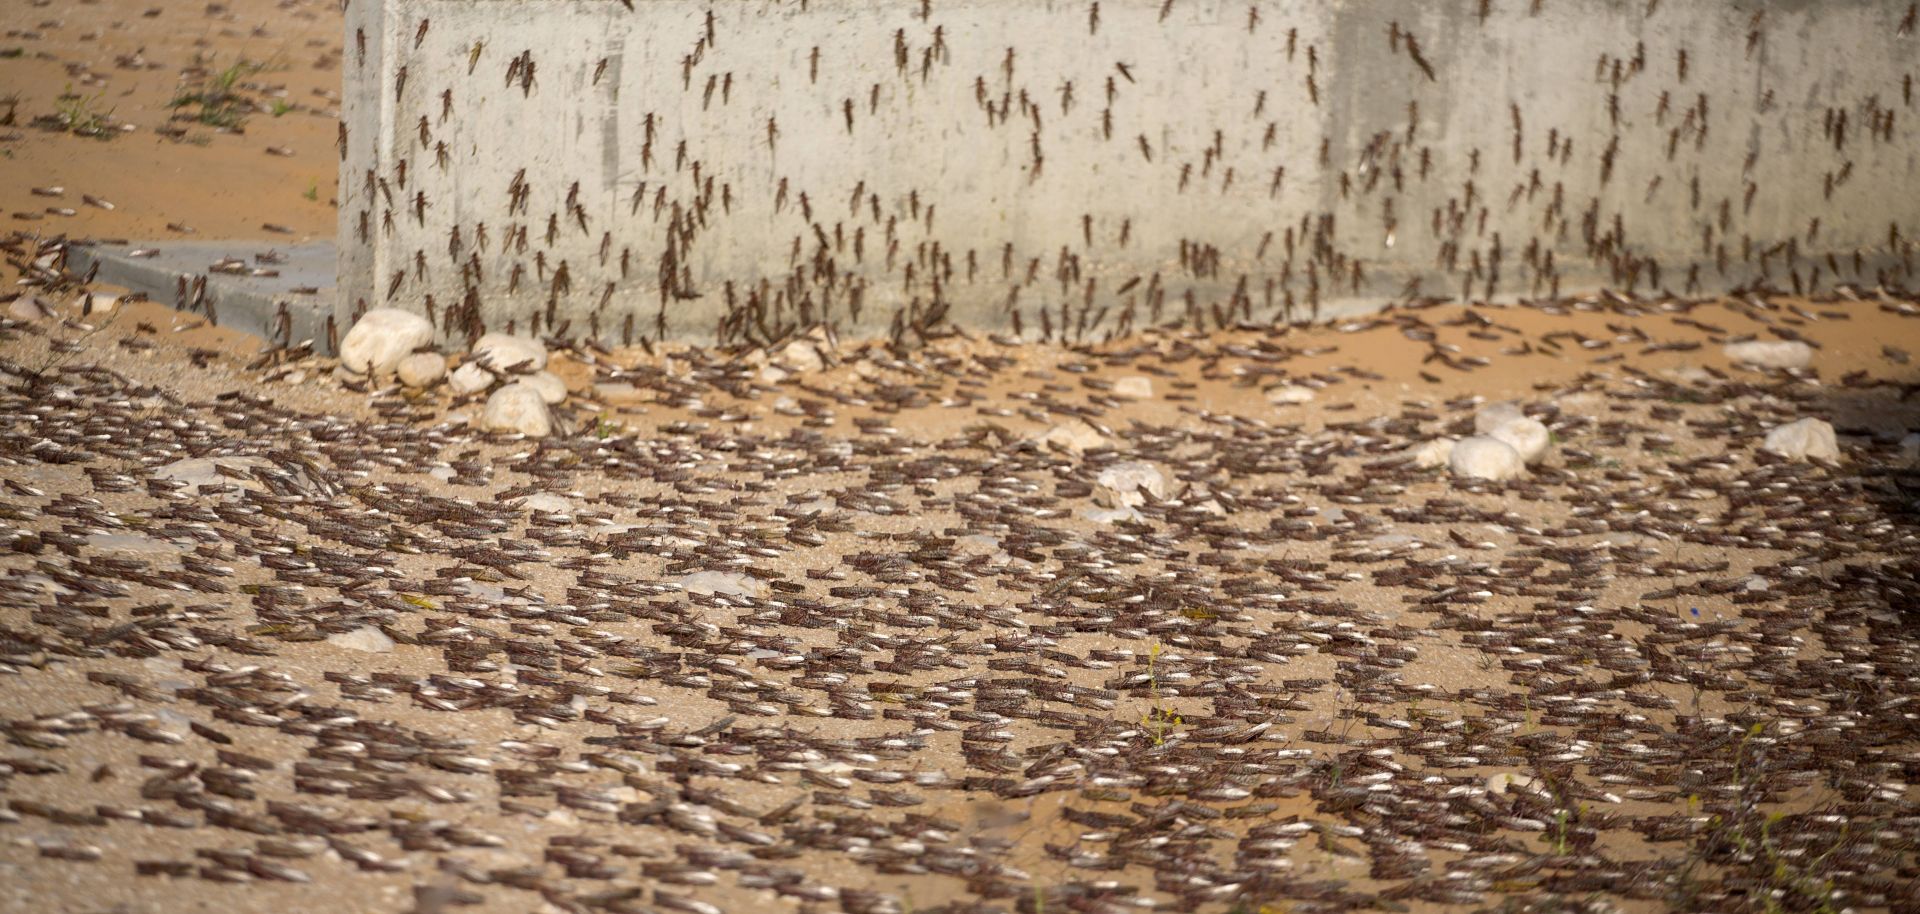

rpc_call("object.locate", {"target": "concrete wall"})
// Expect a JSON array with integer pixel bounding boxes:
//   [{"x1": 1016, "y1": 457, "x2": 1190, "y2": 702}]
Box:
[{"x1": 338, "y1": 0, "x2": 1920, "y2": 346}]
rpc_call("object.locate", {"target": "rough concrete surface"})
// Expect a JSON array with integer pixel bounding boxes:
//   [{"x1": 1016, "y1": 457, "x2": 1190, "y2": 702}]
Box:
[
  {"x1": 69, "y1": 241, "x2": 336, "y2": 349},
  {"x1": 338, "y1": 0, "x2": 1919, "y2": 345}
]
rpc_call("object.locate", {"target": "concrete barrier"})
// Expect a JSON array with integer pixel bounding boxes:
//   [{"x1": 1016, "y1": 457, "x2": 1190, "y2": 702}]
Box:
[{"x1": 338, "y1": 0, "x2": 1920, "y2": 346}]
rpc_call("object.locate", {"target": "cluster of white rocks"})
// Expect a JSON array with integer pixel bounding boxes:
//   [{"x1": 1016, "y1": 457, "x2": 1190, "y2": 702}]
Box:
[
  {"x1": 1408, "y1": 398, "x2": 1848, "y2": 477},
  {"x1": 337, "y1": 309, "x2": 567, "y2": 436},
  {"x1": 320, "y1": 310, "x2": 1872, "y2": 467},
  {"x1": 1408, "y1": 401, "x2": 1554, "y2": 482}
]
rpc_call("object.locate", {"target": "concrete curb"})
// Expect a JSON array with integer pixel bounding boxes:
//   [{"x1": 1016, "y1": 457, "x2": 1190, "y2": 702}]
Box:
[{"x1": 68, "y1": 240, "x2": 338, "y2": 353}]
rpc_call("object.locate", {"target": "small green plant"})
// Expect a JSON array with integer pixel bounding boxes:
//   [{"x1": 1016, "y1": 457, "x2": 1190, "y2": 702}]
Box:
[
  {"x1": 1669, "y1": 718, "x2": 1850, "y2": 914},
  {"x1": 170, "y1": 57, "x2": 274, "y2": 129},
  {"x1": 1145, "y1": 641, "x2": 1161, "y2": 695},
  {"x1": 594, "y1": 412, "x2": 623, "y2": 439},
  {"x1": 1137, "y1": 641, "x2": 1183, "y2": 745},
  {"x1": 270, "y1": 99, "x2": 293, "y2": 117},
  {"x1": 303, "y1": 180, "x2": 320, "y2": 202},
  {"x1": 42, "y1": 85, "x2": 116, "y2": 138},
  {"x1": 1141, "y1": 705, "x2": 1183, "y2": 746},
  {"x1": 1754, "y1": 812, "x2": 1846, "y2": 914}
]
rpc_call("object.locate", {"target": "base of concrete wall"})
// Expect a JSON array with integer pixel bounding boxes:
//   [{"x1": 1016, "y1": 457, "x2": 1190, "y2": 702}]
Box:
[{"x1": 70, "y1": 235, "x2": 1920, "y2": 356}]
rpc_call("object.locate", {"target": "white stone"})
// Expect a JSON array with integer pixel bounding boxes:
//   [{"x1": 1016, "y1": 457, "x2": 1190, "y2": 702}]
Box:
[
  {"x1": 1408, "y1": 437, "x2": 1456, "y2": 469},
  {"x1": 1762, "y1": 417, "x2": 1839, "y2": 461},
  {"x1": 1041, "y1": 422, "x2": 1110, "y2": 453},
  {"x1": 1555, "y1": 392, "x2": 1603, "y2": 416},
  {"x1": 17, "y1": 573, "x2": 73, "y2": 597},
  {"x1": 7, "y1": 297, "x2": 51, "y2": 321},
  {"x1": 85, "y1": 533, "x2": 184, "y2": 556},
  {"x1": 1094, "y1": 461, "x2": 1168, "y2": 508},
  {"x1": 678, "y1": 571, "x2": 766, "y2": 598},
  {"x1": 1898, "y1": 433, "x2": 1920, "y2": 464},
  {"x1": 1725, "y1": 339, "x2": 1813, "y2": 370},
  {"x1": 1112, "y1": 376, "x2": 1154, "y2": 399},
  {"x1": 777, "y1": 339, "x2": 826, "y2": 373},
  {"x1": 523, "y1": 371, "x2": 568, "y2": 405},
  {"x1": 396, "y1": 352, "x2": 446, "y2": 388},
  {"x1": 954, "y1": 534, "x2": 1001, "y2": 554},
  {"x1": 1266, "y1": 384, "x2": 1316, "y2": 405},
  {"x1": 1488, "y1": 417, "x2": 1551, "y2": 464},
  {"x1": 472, "y1": 332, "x2": 548, "y2": 372},
  {"x1": 481, "y1": 383, "x2": 553, "y2": 437},
  {"x1": 453, "y1": 580, "x2": 526, "y2": 604},
  {"x1": 593, "y1": 381, "x2": 644, "y2": 402},
  {"x1": 448, "y1": 362, "x2": 495, "y2": 395},
  {"x1": 76, "y1": 293, "x2": 121, "y2": 314},
  {"x1": 1474, "y1": 401, "x2": 1527, "y2": 434},
  {"x1": 1083, "y1": 506, "x2": 1144, "y2": 524},
  {"x1": 156, "y1": 456, "x2": 266, "y2": 496},
  {"x1": 512, "y1": 493, "x2": 573, "y2": 513},
  {"x1": 1662, "y1": 364, "x2": 1716, "y2": 385},
  {"x1": 327, "y1": 626, "x2": 395, "y2": 653},
  {"x1": 1449, "y1": 436, "x2": 1525, "y2": 481},
  {"x1": 339, "y1": 309, "x2": 433, "y2": 377}
]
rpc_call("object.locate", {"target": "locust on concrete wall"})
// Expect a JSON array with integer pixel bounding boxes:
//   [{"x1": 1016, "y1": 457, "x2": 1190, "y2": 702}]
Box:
[{"x1": 337, "y1": 0, "x2": 1920, "y2": 349}]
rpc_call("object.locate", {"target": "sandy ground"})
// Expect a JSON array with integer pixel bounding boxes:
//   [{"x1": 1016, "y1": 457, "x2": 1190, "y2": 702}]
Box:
[
  {"x1": 5, "y1": 2, "x2": 1920, "y2": 914},
  {"x1": 0, "y1": 283, "x2": 1916, "y2": 914},
  {"x1": 1, "y1": 0, "x2": 337, "y2": 246}
]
